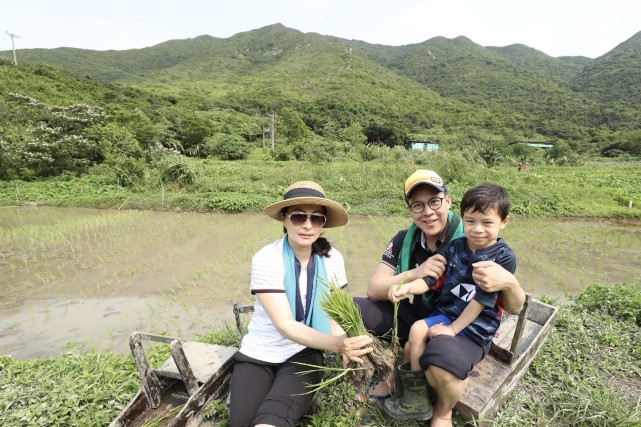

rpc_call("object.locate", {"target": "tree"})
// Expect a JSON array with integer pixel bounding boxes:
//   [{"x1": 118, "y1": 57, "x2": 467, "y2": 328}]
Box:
[
  {"x1": 478, "y1": 144, "x2": 503, "y2": 167},
  {"x1": 364, "y1": 121, "x2": 409, "y2": 147},
  {"x1": 339, "y1": 122, "x2": 367, "y2": 145},
  {"x1": 177, "y1": 114, "x2": 212, "y2": 154},
  {"x1": 278, "y1": 107, "x2": 310, "y2": 143},
  {"x1": 601, "y1": 129, "x2": 641, "y2": 156}
]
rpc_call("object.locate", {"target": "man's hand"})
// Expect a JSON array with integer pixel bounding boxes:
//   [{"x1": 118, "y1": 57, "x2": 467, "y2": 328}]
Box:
[
  {"x1": 472, "y1": 260, "x2": 514, "y2": 293},
  {"x1": 415, "y1": 254, "x2": 447, "y2": 282},
  {"x1": 472, "y1": 260, "x2": 525, "y2": 314}
]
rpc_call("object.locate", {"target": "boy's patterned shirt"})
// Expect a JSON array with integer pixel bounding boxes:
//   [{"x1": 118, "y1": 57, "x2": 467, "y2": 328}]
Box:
[{"x1": 436, "y1": 237, "x2": 517, "y2": 347}]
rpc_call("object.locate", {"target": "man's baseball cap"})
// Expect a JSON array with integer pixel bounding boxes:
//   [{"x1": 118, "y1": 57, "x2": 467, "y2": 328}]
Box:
[{"x1": 404, "y1": 169, "x2": 447, "y2": 202}]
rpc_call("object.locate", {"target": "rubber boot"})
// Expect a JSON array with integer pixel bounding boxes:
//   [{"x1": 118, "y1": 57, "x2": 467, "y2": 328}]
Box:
[{"x1": 383, "y1": 362, "x2": 432, "y2": 421}]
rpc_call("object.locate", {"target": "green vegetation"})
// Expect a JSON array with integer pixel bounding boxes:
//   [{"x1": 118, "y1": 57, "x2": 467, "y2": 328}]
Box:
[
  {"x1": 2, "y1": 25, "x2": 641, "y2": 182},
  {"x1": 2, "y1": 158, "x2": 640, "y2": 219},
  {"x1": 1, "y1": 284, "x2": 639, "y2": 426},
  {"x1": 1, "y1": 24, "x2": 640, "y2": 426}
]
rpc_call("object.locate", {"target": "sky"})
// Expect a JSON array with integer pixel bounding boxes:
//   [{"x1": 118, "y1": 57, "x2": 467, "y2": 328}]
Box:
[{"x1": 1, "y1": 0, "x2": 640, "y2": 59}]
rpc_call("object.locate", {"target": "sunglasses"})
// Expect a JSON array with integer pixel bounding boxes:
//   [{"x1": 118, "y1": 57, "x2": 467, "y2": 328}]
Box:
[{"x1": 284, "y1": 212, "x2": 327, "y2": 228}]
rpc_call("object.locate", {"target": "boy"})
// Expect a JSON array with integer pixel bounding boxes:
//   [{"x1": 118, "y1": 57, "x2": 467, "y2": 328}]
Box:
[
  {"x1": 384, "y1": 182, "x2": 516, "y2": 421},
  {"x1": 406, "y1": 182, "x2": 516, "y2": 372}
]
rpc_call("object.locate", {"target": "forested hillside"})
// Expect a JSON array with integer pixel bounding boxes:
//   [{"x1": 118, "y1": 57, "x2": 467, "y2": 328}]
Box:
[
  {"x1": 1, "y1": 24, "x2": 640, "y2": 184},
  {"x1": 571, "y1": 31, "x2": 641, "y2": 112}
]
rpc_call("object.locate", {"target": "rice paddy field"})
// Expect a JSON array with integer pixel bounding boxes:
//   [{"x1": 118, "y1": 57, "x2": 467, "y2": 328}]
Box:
[{"x1": 1, "y1": 206, "x2": 640, "y2": 360}]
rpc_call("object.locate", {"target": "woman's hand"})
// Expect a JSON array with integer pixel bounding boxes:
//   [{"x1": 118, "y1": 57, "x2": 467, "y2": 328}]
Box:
[{"x1": 341, "y1": 335, "x2": 373, "y2": 366}]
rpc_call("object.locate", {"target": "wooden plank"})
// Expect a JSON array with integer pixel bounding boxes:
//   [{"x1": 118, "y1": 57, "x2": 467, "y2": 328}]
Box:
[
  {"x1": 456, "y1": 352, "x2": 512, "y2": 420},
  {"x1": 234, "y1": 303, "x2": 254, "y2": 340},
  {"x1": 509, "y1": 294, "x2": 531, "y2": 356},
  {"x1": 108, "y1": 389, "x2": 150, "y2": 427},
  {"x1": 491, "y1": 314, "x2": 518, "y2": 348},
  {"x1": 457, "y1": 321, "x2": 541, "y2": 414},
  {"x1": 170, "y1": 340, "x2": 199, "y2": 396},
  {"x1": 158, "y1": 342, "x2": 237, "y2": 383},
  {"x1": 129, "y1": 332, "x2": 164, "y2": 408},
  {"x1": 476, "y1": 309, "x2": 557, "y2": 422},
  {"x1": 528, "y1": 302, "x2": 555, "y2": 325},
  {"x1": 168, "y1": 354, "x2": 235, "y2": 427}
]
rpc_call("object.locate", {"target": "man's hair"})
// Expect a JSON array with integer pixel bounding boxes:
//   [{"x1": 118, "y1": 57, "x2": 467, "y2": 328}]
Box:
[{"x1": 460, "y1": 183, "x2": 510, "y2": 220}]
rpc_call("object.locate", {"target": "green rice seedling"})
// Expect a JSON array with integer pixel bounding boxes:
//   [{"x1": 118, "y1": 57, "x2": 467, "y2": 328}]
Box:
[
  {"x1": 391, "y1": 285, "x2": 401, "y2": 356},
  {"x1": 294, "y1": 362, "x2": 369, "y2": 395},
  {"x1": 318, "y1": 282, "x2": 396, "y2": 394},
  {"x1": 143, "y1": 404, "x2": 184, "y2": 427}
]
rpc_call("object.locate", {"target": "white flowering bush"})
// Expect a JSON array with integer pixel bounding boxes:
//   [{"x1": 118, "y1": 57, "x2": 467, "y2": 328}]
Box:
[{"x1": 4, "y1": 94, "x2": 109, "y2": 178}]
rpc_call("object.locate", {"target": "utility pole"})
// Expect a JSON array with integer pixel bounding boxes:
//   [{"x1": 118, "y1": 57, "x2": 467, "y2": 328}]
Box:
[
  {"x1": 5, "y1": 32, "x2": 20, "y2": 64},
  {"x1": 269, "y1": 114, "x2": 276, "y2": 152}
]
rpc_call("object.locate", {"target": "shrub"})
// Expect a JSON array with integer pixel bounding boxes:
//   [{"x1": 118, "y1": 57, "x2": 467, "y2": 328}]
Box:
[
  {"x1": 574, "y1": 283, "x2": 641, "y2": 326},
  {"x1": 107, "y1": 156, "x2": 148, "y2": 188},
  {"x1": 157, "y1": 155, "x2": 200, "y2": 190},
  {"x1": 205, "y1": 134, "x2": 252, "y2": 160}
]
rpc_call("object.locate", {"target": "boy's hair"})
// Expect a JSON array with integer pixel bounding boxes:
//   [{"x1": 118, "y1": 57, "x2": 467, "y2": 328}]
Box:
[{"x1": 460, "y1": 183, "x2": 510, "y2": 220}]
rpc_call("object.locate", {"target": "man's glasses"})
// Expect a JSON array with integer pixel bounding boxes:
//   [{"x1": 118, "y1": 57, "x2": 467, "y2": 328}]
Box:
[
  {"x1": 285, "y1": 212, "x2": 327, "y2": 228},
  {"x1": 409, "y1": 197, "x2": 445, "y2": 214}
]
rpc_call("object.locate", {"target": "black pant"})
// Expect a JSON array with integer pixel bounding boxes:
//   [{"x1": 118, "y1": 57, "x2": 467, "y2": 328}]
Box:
[
  {"x1": 229, "y1": 348, "x2": 323, "y2": 427},
  {"x1": 354, "y1": 296, "x2": 488, "y2": 379},
  {"x1": 354, "y1": 296, "x2": 430, "y2": 346}
]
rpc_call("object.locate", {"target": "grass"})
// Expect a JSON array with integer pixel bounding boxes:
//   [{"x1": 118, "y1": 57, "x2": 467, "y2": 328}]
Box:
[
  {"x1": 2, "y1": 285, "x2": 639, "y2": 426},
  {"x1": 1, "y1": 159, "x2": 640, "y2": 219},
  {"x1": 1, "y1": 157, "x2": 640, "y2": 425}
]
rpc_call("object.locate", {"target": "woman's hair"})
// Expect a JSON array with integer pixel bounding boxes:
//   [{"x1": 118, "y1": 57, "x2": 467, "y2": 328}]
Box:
[
  {"x1": 281, "y1": 206, "x2": 332, "y2": 257},
  {"x1": 312, "y1": 237, "x2": 332, "y2": 257}
]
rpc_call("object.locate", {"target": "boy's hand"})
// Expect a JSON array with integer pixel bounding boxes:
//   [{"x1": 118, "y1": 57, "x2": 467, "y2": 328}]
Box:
[
  {"x1": 388, "y1": 283, "x2": 412, "y2": 303},
  {"x1": 429, "y1": 323, "x2": 455, "y2": 338}
]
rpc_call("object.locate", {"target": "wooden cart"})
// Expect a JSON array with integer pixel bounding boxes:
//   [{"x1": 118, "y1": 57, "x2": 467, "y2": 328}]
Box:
[
  {"x1": 109, "y1": 332, "x2": 237, "y2": 427},
  {"x1": 456, "y1": 295, "x2": 558, "y2": 425}
]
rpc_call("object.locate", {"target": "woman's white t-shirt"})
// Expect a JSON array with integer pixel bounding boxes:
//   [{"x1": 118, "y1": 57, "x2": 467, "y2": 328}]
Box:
[{"x1": 239, "y1": 238, "x2": 348, "y2": 363}]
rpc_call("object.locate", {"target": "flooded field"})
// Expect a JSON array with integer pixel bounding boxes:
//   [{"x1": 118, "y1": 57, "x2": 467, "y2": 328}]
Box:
[{"x1": 1, "y1": 206, "x2": 640, "y2": 359}]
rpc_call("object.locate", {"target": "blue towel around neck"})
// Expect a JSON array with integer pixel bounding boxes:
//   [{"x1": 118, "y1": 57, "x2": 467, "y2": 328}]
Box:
[{"x1": 282, "y1": 236, "x2": 330, "y2": 334}]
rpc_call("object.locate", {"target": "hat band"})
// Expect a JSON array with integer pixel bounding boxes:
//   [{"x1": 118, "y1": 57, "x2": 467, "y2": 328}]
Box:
[{"x1": 284, "y1": 188, "x2": 325, "y2": 200}]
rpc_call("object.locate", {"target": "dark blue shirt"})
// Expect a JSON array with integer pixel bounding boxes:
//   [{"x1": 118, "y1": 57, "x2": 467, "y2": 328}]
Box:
[{"x1": 435, "y1": 238, "x2": 517, "y2": 347}]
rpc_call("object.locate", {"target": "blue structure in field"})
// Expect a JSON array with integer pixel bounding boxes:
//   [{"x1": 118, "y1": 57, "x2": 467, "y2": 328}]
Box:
[{"x1": 410, "y1": 141, "x2": 440, "y2": 152}]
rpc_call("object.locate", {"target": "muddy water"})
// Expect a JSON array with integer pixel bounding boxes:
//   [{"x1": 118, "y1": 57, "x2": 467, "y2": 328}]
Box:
[{"x1": 1, "y1": 207, "x2": 640, "y2": 359}]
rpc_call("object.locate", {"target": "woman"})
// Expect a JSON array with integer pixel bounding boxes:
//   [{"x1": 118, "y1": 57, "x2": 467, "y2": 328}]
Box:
[{"x1": 229, "y1": 180, "x2": 373, "y2": 427}]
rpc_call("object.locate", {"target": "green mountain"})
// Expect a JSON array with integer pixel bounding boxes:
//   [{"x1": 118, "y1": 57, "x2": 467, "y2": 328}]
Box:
[
  {"x1": 2, "y1": 23, "x2": 641, "y2": 167},
  {"x1": 347, "y1": 36, "x2": 609, "y2": 131},
  {"x1": 7, "y1": 24, "x2": 640, "y2": 134},
  {"x1": 571, "y1": 31, "x2": 641, "y2": 112}
]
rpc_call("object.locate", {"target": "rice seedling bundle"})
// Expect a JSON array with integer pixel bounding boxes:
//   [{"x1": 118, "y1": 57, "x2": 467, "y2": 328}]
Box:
[{"x1": 321, "y1": 282, "x2": 396, "y2": 392}]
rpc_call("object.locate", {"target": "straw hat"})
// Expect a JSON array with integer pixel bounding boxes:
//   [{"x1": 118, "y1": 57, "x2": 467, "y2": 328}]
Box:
[{"x1": 264, "y1": 181, "x2": 348, "y2": 228}]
